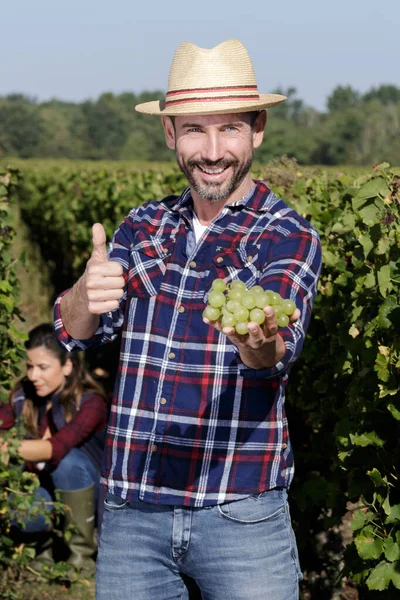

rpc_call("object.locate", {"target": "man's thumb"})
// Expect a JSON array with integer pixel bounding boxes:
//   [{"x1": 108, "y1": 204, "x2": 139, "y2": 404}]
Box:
[{"x1": 91, "y1": 223, "x2": 109, "y2": 261}]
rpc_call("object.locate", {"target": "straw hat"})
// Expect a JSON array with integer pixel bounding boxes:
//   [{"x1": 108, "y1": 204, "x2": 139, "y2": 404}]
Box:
[{"x1": 135, "y1": 39, "x2": 286, "y2": 116}]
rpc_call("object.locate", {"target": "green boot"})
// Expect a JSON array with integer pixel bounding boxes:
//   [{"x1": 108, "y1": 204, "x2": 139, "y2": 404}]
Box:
[{"x1": 58, "y1": 483, "x2": 97, "y2": 575}]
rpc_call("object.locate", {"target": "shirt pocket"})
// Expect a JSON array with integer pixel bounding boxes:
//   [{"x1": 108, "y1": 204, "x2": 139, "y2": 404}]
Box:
[
  {"x1": 204, "y1": 244, "x2": 260, "y2": 302},
  {"x1": 127, "y1": 233, "x2": 175, "y2": 298}
]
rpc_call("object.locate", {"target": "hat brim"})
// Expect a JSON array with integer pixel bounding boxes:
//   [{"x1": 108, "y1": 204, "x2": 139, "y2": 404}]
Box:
[{"x1": 135, "y1": 93, "x2": 287, "y2": 116}]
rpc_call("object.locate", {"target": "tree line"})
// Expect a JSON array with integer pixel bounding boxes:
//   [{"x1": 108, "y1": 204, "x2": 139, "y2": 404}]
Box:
[{"x1": 1, "y1": 85, "x2": 400, "y2": 165}]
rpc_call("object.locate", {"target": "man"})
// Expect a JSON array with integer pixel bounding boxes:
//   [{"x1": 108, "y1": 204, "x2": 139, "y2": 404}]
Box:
[{"x1": 55, "y1": 38, "x2": 322, "y2": 600}]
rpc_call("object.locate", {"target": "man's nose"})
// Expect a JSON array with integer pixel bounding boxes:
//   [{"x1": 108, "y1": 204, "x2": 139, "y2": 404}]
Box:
[{"x1": 202, "y1": 131, "x2": 224, "y2": 162}]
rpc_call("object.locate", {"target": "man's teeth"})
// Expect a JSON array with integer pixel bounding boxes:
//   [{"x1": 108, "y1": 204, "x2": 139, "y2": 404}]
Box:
[{"x1": 200, "y1": 166, "x2": 225, "y2": 174}]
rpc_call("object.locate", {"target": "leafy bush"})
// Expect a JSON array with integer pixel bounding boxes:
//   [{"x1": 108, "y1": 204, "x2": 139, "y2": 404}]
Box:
[{"x1": 0, "y1": 170, "x2": 68, "y2": 599}]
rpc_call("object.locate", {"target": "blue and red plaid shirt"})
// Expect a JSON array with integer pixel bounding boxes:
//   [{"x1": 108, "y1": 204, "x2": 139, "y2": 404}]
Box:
[{"x1": 54, "y1": 181, "x2": 322, "y2": 507}]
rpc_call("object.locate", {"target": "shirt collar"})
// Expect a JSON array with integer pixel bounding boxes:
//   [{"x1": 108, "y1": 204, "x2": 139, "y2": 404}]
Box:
[{"x1": 168, "y1": 180, "x2": 275, "y2": 217}]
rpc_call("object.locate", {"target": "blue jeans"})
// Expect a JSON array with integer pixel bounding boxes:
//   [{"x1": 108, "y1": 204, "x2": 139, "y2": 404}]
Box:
[
  {"x1": 96, "y1": 488, "x2": 302, "y2": 600},
  {"x1": 16, "y1": 448, "x2": 99, "y2": 533}
]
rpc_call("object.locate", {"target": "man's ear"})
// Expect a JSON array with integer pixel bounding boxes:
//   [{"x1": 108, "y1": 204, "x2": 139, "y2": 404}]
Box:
[
  {"x1": 252, "y1": 110, "x2": 267, "y2": 149},
  {"x1": 162, "y1": 116, "x2": 176, "y2": 150}
]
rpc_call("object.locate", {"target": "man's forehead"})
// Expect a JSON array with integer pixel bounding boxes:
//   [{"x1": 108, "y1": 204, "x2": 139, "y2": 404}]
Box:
[{"x1": 173, "y1": 112, "x2": 252, "y2": 126}]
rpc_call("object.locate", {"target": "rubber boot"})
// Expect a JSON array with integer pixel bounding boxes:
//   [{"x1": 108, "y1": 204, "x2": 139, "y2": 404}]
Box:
[{"x1": 58, "y1": 483, "x2": 97, "y2": 575}]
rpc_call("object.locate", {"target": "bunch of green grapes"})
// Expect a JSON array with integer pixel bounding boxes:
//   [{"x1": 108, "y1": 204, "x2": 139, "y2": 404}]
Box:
[{"x1": 203, "y1": 279, "x2": 296, "y2": 335}]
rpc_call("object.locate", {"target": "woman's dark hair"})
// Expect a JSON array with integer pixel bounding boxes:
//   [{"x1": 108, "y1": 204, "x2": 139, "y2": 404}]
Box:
[{"x1": 11, "y1": 323, "x2": 106, "y2": 438}]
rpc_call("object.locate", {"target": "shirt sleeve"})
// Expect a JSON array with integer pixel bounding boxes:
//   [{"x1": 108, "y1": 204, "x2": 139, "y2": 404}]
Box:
[
  {"x1": 238, "y1": 221, "x2": 322, "y2": 380},
  {"x1": 54, "y1": 213, "x2": 136, "y2": 352},
  {"x1": 48, "y1": 394, "x2": 108, "y2": 467}
]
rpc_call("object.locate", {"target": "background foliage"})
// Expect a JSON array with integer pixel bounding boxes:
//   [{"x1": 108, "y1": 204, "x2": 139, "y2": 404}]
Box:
[{"x1": 1, "y1": 85, "x2": 400, "y2": 165}]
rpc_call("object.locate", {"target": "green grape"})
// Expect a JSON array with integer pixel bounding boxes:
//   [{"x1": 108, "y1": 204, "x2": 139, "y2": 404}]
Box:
[
  {"x1": 241, "y1": 292, "x2": 256, "y2": 310},
  {"x1": 249, "y1": 308, "x2": 265, "y2": 325},
  {"x1": 255, "y1": 292, "x2": 270, "y2": 309},
  {"x1": 269, "y1": 292, "x2": 282, "y2": 305},
  {"x1": 203, "y1": 306, "x2": 221, "y2": 321},
  {"x1": 208, "y1": 290, "x2": 226, "y2": 308},
  {"x1": 226, "y1": 299, "x2": 241, "y2": 314},
  {"x1": 227, "y1": 288, "x2": 245, "y2": 303},
  {"x1": 277, "y1": 313, "x2": 290, "y2": 328},
  {"x1": 281, "y1": 299, "x2": 296, "y2": 316},
  {"x1": 221, "y1": 313, "x2": 237, "y2": 328},
  {"x1": 272, "y1": 305, "x2": 283, "y2": 318},
  {"x1": 211, "y1": 278, "x2": 227, "y2": 292},
  {"x1": 235, "y1": 321, "x2": 249, "y2": 335},
  {"x1": 233, "y1": 306, "x2": 249, "y2": 322},
  {"x1": 249, "y1": 285, "x2": 264, "y2": 296},
  {"x1": 229, "y1": 280, "x2": 247, "y2": 292}
]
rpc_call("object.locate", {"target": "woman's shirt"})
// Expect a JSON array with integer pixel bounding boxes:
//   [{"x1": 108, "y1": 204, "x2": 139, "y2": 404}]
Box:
[{"x1": 0, "y1": 387, "x2": 108, "y2": 469}]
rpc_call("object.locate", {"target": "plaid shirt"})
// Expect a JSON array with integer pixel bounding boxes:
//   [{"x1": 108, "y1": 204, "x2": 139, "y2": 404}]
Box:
[{"x1": 54, "y1": 181, "x2": 322, "y2": 507}]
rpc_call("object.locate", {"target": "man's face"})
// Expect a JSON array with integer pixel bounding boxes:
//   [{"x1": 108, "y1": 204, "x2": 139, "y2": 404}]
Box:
[{"x1": 163, "y1": 112, "x2": 265, "y2": 203}]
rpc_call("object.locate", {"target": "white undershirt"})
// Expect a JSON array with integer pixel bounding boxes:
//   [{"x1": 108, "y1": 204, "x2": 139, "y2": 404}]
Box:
[{"x1": 192, "y1": 213, "x2": 208, "y2": 242}]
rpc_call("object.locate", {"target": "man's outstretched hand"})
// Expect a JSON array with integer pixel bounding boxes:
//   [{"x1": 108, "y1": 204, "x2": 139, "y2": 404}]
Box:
[
  {"x1": 85, "y1": 223, "x2": 125, "y2": 314},
  {"x1": 203, "y1": 305, "x2": 300, "y2": 369}
]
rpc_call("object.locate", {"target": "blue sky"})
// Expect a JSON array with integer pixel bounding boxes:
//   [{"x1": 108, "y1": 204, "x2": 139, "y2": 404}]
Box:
[{"x1": 2, "y1": 0, "x2": 399, "y2": 111}]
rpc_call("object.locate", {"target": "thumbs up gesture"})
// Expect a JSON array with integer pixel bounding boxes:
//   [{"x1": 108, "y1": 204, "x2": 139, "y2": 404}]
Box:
[{"x1": 85, "y1": 223, "x2": 125, "y2": 314}]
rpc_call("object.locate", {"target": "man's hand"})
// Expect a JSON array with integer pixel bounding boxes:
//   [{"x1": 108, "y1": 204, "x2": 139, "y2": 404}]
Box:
[
  {"x1": 203, "y1": 305, "x2": 300, "y2": 369},
  {"x1": 85, "y1": 223, "x2": 125, "y2": 314},
  {"x1": 60, "y1": 223, "x2": 125, "y2": 339}
]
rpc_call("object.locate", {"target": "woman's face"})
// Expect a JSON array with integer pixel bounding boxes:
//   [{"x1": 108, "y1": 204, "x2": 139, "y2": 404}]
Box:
[{"x1": 26, "y1": 345, "x2": 72, "y2": 397}]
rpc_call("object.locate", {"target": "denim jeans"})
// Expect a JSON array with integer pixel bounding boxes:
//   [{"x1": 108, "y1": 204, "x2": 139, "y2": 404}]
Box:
[
  {"x1": 15, "y1": 448, "x2": 99, "y2": 533},
  {"x1": 96, "y1": 488, "x2": 302, "y2": 600}
]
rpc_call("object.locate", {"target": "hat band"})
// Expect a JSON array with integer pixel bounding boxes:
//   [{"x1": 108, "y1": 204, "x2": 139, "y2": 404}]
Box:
[{"x1": 165, "y1": 85, "x2": 260, "y2": 107}]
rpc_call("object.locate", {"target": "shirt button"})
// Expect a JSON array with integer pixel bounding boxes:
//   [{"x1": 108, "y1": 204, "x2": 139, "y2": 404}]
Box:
[
  {"x1": 168, "y1": 352, "x2": 176, "y2": 359},
  {"x1": 162, "y1": 248, "x2": 169, "y2": 254},
  {"x1": 216, "y1": 257, "x2": 224, "y2": 264},
  {"x1": 246, "y1": 255, "x2": 253, "y2": 262},
  {"x1": 178, "y1": 306, "x2": 185, "y2": 313},
  {"x1": 189, "y1": 261, "x2": 196, "y2": 268},
  {"x1": 160, "y1": 397, "x2": 167, "y2": 405},
  {"x1": 282, "y1": 443, "x2": 288, "y2": 449},
  {"x1": 151, "y1": 444, "x2": 157, "y2": 452}
]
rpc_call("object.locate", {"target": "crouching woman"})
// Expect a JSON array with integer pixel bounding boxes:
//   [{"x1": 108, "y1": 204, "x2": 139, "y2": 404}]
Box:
[{"x1": 0, "y1": 323, "x2": 108, "y2": 573}]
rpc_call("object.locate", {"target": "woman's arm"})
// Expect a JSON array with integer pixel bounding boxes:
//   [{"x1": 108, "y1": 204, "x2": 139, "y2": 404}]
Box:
[
  {"x1": 47, "y1": 394, "x2": 108, "y2": 466},
  {"x1": 17, "y1": 439, "x2": 52, "y2": 462}
]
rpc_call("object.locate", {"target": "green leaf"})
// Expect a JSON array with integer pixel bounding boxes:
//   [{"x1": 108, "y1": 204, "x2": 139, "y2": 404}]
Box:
[
  {"x1": 386, "y1": 504, "x2": 400, "y2": 524},
  {"x1": 352, "y1": 177, "x2": 390, "y2": 210},
  {"x1": 377, "y1": 265, "x2": 392, "y2": 297},
  {"x1": 355, "y1": 531, "x2": 384, "y2": 560},
  {"x1": 364, "y1": 272, "x2": 375, "y2": 288},
  {"x1": 376, "y1": 237, "x2": 391, "y2": 256},
  {"x1": 366, "y1": 561, "x2": 392, "y2": 590},
  {"x1": 357, "y1": 233, "x2": 374, "y2": 258},
  {"x1": 349, "y1": 431, "x2": 385, "y2": 448},
  {"x1": 358, "y1": 202, "x2": 380, "y2": 226},
  {"x1": 384, "y1": 536, "x2": 400, "y2": 562},
  {"x1": 387, "y1": 403, "x2": 400, "y2": 420},
  {"x1": 351, "y1": 509, "x2": 368, "y2": 531},
  {"x1": 367, "y1": 468, "x2": 388, "y2": 488}
]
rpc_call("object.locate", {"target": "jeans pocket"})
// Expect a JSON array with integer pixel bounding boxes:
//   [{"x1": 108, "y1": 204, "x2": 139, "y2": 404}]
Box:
[
  {"x1": 104, "y1": 492, "x2": 130, "y2": 511},
  {"x1": 217, "y1": 489, "x2": 285, "y2": 524}
]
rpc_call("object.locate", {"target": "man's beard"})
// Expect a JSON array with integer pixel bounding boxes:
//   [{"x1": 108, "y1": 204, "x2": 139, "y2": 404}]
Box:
[{"x1": 176, "y1": 153, "x2": 254, "y2": 203}]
